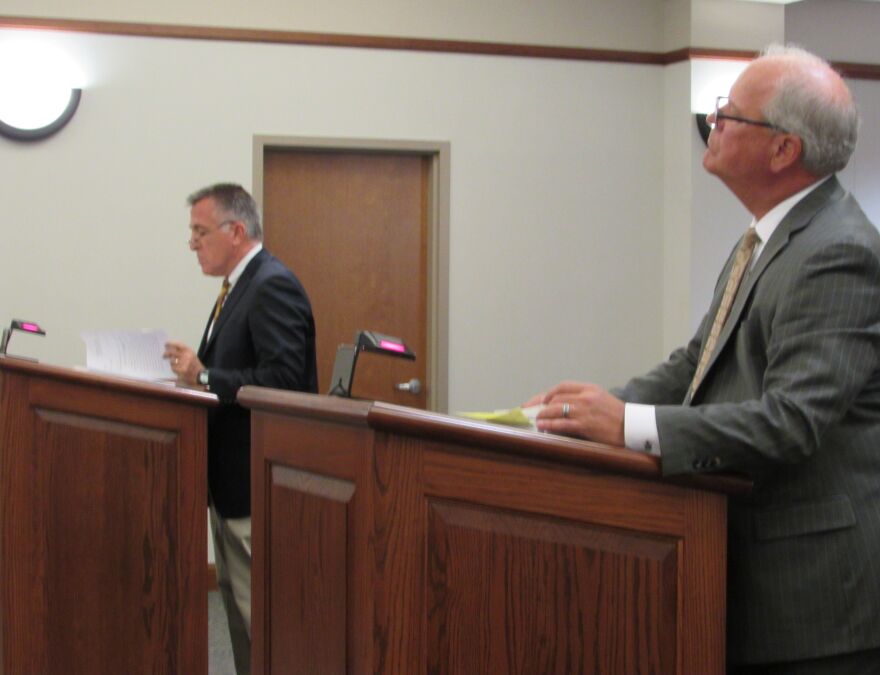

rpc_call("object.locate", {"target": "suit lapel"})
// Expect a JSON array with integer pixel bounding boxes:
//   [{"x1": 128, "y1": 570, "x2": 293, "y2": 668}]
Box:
[
  {"x1": 692, "y1": 177, "x2": 844, "y2": 399},
  {"x1": 196, "y1": 307, "x2": 214, "y2": 359},
  {"x1": 198, "y1": 249, "x2": 267, "y2": 358}
]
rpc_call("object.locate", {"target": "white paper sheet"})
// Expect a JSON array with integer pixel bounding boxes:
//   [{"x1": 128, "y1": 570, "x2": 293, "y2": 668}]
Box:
[{"x1": 81, "y1": 329, "x2": 175, "y2": 381}]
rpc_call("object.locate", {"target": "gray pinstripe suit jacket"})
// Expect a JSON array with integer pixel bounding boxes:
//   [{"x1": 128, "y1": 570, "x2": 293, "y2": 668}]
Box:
[{"x1": 614, "y1": 177, "x2": 880, "y2": 665}]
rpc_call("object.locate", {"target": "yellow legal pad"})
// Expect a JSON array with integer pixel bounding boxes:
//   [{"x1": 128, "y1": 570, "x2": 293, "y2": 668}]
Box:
[{"x1": 458, "y1": 405, "x2": 542, "y2": 429}]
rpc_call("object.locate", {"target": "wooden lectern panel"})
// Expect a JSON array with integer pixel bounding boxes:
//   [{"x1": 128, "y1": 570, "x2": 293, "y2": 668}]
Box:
[
  {"x1": 242, "y1": 389, "x2": 748, "y2": 675},
  {"x1": 0, "y1": 358, "x2": 214, "y2": 675},
  {"x1": 425, "y1": 499, "x2": 677, "y2": 673},
  {"x1": 267, "y1": 465, "x2": 354, "y2": 673}
]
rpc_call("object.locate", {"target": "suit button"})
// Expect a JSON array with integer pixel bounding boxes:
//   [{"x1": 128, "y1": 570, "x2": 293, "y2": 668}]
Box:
[
  {"x1": 710, "y1": 457, "x2": 722, "y2": 468},
  {"x1": 692, "y1": 459, "x2": 704, "y2": 470}
]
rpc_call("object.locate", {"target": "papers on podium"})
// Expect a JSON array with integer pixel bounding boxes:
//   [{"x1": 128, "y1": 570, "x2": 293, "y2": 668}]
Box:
[
  {"x1": 81, "y1": 329, "x2": 174, "y2": 382},
  {"x1": 458, "y1": 404, "x2": 544, "y2": 430}
]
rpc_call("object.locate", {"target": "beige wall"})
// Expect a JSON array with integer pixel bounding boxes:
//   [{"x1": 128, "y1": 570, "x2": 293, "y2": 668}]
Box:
[
  {"x1": 690, "y1": 0, "x2": 784, "y2": 50},
  {"x1": 787, "y1": 0, "x2": 880, "y2": 63},
  {"x1": 0, "y1": 28, "x2": 665, "y2": 411},
  {"x1": 1, "y1": 0, "x2": 879, "y2": 411},
  {"x1": 0, "y1": 0, "x2": 666, "y2": 51}
]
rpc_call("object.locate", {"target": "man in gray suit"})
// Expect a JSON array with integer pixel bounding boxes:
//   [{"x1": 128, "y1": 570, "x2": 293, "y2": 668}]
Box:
[{"x1": 527, "y1": 45, "x2": 880, "y2": 672}]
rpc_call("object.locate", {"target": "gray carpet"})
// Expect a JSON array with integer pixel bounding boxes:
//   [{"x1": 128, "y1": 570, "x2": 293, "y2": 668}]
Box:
[{"x1": 209, "y1": 591, "x2": 236, "y2": 675}]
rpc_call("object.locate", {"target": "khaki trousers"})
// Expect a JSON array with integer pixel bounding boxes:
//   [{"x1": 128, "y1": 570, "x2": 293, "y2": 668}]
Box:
[{"x1": 210, "y1": 504, "x2": 252, "y2": 675}]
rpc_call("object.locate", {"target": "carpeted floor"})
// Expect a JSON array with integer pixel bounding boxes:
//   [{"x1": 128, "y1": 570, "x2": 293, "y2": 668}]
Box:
[{"x1": 209, "y1": 591, "x2": 236, "y2": 675}]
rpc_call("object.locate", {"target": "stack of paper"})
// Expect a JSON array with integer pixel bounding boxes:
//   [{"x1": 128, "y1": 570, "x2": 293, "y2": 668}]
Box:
[{"x1": 81, "y1": 329, "x2": 174, "y2": 381}]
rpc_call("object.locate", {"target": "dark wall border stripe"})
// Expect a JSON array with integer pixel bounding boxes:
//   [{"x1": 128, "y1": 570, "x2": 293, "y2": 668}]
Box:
[{"x1": 1, "y1": 15, "x2": 879, "y2": 80}]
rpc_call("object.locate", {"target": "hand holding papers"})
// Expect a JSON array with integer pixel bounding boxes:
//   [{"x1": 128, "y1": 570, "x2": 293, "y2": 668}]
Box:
[
  {"x1": 458, "y1": 405, "x2": 544, "y2": 430},
  {"x1": 81, "y1": 329, "x2": 175, "y2": 381}
]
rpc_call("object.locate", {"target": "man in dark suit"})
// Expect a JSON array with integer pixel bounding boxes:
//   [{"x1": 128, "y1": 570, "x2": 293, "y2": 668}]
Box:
[
  {"x1": 165, "y1": 183, "x2": 317, "y2": 675},
  {"x1": 527, "y1": 46, "x2": 880, "y2": 672}
]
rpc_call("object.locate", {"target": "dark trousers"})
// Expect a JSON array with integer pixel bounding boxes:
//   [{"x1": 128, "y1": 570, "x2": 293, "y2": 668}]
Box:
[{"x1": 731, "y1": 647, "x2": 880, "y2": 675}]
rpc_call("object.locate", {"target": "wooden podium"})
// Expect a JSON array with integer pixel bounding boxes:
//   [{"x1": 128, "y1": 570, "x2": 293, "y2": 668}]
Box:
[
  {"x1": 240, "y1": 388, "x2": 749, "y2": 675},
  {"x1": 0, "y1": 357, "x2": 216, "y2": 675}
]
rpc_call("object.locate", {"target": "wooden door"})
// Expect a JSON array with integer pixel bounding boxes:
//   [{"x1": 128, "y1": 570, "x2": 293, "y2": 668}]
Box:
[{"x1": 263, "y1": 149, "x2": 429, "y2": 408}]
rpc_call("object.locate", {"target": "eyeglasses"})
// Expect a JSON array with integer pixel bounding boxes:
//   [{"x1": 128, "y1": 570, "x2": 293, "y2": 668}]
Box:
[
  {"x1": 710, "y1": 96, "x2": 787, "y2": 133},
  {"x1": 188, "y1": 219, "x2": 234, "y2": 245}
]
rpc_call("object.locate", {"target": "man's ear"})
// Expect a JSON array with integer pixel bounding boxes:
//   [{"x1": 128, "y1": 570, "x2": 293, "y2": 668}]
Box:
[
  {"x1": 230, "y1": 220, "x2": 248, "y2": 243},
  {"x1": 769, "y1": 134, "x2": 803, "y2": 174}
]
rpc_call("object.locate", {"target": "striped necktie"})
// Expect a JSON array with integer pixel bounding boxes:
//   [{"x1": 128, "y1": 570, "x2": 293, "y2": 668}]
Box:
[
  {"x1": 687, "y1": 227, "x2": 760, "y2": 400},
  {"x1": 211, "y1": 278, "x2": 230, "y2": 324}
]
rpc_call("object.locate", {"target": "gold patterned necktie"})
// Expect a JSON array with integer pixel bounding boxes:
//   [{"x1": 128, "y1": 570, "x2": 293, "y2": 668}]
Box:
[
  {"x1": 687, "y1": 227, "x2": 760, "y2": 400},
  {"x1": 211, "y1": 278, "x2": 230, "y2": 324}
]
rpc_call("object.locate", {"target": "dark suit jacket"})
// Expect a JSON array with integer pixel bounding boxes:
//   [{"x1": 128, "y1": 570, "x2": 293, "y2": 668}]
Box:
[
  {"x1": 198, "y1": 248, "x2": 318, "y2": 518},
  {"x1": 614, "y1": 177, "x2": 880, "y2": 665}
]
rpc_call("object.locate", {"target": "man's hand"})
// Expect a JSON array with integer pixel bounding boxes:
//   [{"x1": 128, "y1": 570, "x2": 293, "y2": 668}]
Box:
[
  {"x1": 526, "y1": 380, "x2": 626, "y2": 446},
  {"x1": 163, "y1": 340, "x2": 205, "y2": 387}
]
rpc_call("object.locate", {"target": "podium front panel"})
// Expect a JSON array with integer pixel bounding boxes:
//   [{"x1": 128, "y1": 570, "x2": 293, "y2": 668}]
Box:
[
  {"x1": 244, "y1": 390, "x2": 736, "y2": 675},
  {"x1": 0, "y1": 359, "x2": 213, "y2": 675}
]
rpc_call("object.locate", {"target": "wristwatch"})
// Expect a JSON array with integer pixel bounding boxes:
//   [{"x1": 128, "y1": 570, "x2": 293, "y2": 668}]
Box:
[{"x1": 197, "y1": 369, "x2": 210, "y2": 388}]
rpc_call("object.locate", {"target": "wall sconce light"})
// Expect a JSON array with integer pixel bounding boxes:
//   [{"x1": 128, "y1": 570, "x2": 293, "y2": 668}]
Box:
[
  {"x1": 0, "y1": 87, "x2": 81, "y2": 141},
  {"x1": 691, "y1": 58, "x2": 750, "y2": 149},
  {"x1": 0, "y1": 37, "x2": 84, "y2": 142},
  {"x1": 695, "y1": 113, "x2": 711, "y2": 146}
]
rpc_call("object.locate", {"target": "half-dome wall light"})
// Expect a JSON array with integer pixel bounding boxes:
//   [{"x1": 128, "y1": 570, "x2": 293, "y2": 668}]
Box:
[
  {"x1": 0, "y1": 37, "x2": 84, "y2": 142},
  {"x1": 695, "y1": 113, "x2": 711, "y2": 146},
  {"x1": 0, "y1": 87, "x2": 81, "y2": 141}
]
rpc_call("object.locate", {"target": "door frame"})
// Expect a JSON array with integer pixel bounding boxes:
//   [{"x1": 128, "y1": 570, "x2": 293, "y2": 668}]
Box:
[{"x1": 253, "y1": 135, "x2": 450, "y2": 413}]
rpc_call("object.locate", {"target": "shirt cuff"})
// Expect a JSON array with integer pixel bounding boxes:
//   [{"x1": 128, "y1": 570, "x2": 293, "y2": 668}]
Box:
[{"x1": 624, "y1": 403, "x2": 661, "y2": 456}]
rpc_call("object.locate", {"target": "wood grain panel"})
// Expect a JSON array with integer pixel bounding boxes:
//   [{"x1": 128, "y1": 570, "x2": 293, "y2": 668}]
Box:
[
  {"x1": 36, "y1": 407, "x2": 177, "y2": 442},
  {"x1": 31, "y1": 375, "x2": 200, "y2": 430},
  {"x1": 679, "y1": 489, "x2": 727, "y2": 672},
  {"x1": 249, "y1": 396, "x2": 373, "y2": 675},
  {"x1": 426, "y1": 499, "x2": 678, "y2": 674},
  {"x1": 267, "y1": 467, "x2": 354, "y2": 674},
  {"x1": 423, "y1": 444, "x2": 690, "y2": 537},
  {"x1": 259, "y1": 412, "x2": 367, "y2": 478},
  {"x1": 371, "y1": 433, "x2": 424, "y2": 673},
  {"x1": 17, "y1": 406, "x2": 179, "y2": 673},
  {"x1": 0, "y1": 360, "x2": 211, "y2": 675},
  {"x1": 0, "y1": 369, "x2": 44, "y2": 673},
  {"x1": 368, "y1": 401, "x2": 751, "y2": 496},
  {"x1": 243, "y1": 392, "x2": 738, "y2": 675}
]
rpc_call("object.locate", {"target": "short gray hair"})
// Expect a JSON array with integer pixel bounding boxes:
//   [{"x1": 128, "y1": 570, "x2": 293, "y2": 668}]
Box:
[
  {"x1": 760, "y1": 44, "x2": 859, "y2": 176},
  {"x1": 187, "y1": 183, "x2": 263, "y2": 241}
]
